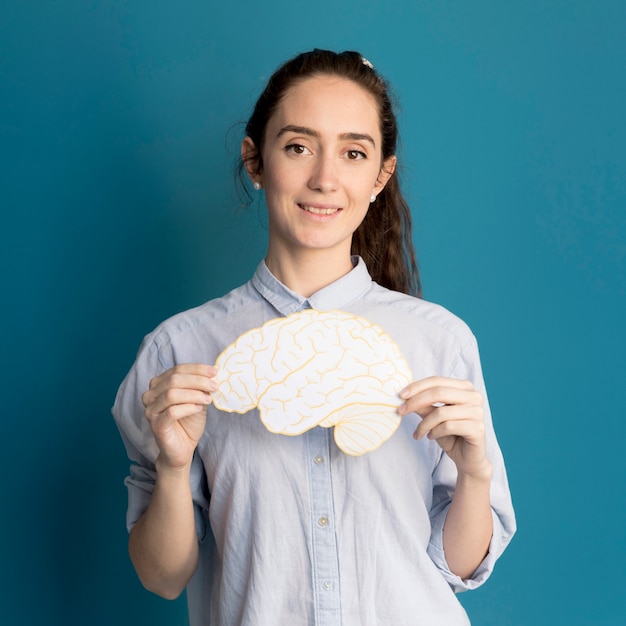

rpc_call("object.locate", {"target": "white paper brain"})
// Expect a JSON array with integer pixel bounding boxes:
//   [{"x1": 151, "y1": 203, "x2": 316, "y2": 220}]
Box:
[{"x1": 212, "y1": 310, "x2": 412, "y2": 456}]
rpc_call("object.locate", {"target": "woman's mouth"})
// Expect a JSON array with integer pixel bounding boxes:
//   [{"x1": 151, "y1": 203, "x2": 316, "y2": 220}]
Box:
[{"x1": 299, "y1": 204, "x2": 341, "y2": 215}]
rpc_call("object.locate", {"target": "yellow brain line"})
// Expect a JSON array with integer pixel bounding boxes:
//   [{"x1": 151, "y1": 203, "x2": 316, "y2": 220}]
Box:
[{"x1": 212, "y1": 309, "x2": 413, "y2": 456}]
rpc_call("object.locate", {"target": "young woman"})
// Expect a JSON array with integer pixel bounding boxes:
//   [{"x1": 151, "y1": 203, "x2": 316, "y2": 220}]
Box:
[{"x1": 113, "y1": 49, "x2": 515, "y2": 626}]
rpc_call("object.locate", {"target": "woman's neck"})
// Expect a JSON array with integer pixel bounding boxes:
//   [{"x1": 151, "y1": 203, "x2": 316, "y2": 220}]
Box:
[{"x1": 264, "y1": 247, "x2": 355, "y2": 298}]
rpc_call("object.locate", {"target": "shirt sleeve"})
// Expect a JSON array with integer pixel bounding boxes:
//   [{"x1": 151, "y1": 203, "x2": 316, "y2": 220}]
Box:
[
  {"x1": 426, "y1": 335, "x2": 516, "y2": 592},
  {"x1": 111, "y1": 334, "x2": 210, "y2": 539}
]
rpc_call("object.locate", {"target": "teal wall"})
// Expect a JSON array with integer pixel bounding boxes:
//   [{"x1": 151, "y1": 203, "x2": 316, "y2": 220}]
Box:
[{"x1": 2, "y1": 2, "x2": 625, "y2": 624}]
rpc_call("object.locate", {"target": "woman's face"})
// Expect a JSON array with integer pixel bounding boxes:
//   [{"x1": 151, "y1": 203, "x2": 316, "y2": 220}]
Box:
[{"x1": 244, "y1": 74, "x2": 395, "y2": 262}]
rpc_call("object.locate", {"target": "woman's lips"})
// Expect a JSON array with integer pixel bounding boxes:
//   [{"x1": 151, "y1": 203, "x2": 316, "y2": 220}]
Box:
[{"x1": 298, "y1": 203, "x2": 341, "y2": 215}]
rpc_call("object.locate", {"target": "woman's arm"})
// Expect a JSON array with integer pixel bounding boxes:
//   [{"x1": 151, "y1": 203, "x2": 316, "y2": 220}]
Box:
[
  {"x1": 129, "y1": 459, "x2": 199, "y2": 598},
  {"x1": 128, "y1": 364, "x2": 218, "y2": 598},
  {"x1": 398, "y1": 376, "x2": 493, "y2": 579},
  {"x1": 441, "y1": 464, "x2": 493, "y2": 579}
]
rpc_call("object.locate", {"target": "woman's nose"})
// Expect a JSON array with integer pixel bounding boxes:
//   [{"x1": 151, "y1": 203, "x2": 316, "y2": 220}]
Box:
[{"x1": 307, "y1": 154, "x2": 338, "y2": 193}]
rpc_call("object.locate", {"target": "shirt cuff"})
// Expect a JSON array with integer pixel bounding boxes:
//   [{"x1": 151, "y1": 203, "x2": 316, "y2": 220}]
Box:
[
  {"x1": 123, "y1": 462, "x2": 157, "y2": 532},
  {"x1": 123, "y1": 460, "x2": 208, "y2": 541},
  {"x1": 427, "y1": 507, "x2": 507, "y2": 593}
]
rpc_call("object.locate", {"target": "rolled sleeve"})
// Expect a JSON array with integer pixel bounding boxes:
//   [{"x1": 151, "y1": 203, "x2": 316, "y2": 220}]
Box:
[
  {"x1": 426, "y1": 335, "x2": 517, "y2": 592},
  {"x1": 113, "y1": 335, "x2": 210, "y2": 540},
  {"x1": 123, "y1": 461, "x2": 157, "y2": 532},
  {"x1": 121, "y1": 452, "x2": 209, "y2": 540},
  {"x1": 427, "y1": 506, "x2": 513, "y2": 592}
]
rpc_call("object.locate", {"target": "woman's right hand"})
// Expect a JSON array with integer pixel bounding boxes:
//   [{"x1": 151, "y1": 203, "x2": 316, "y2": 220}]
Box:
[{"x1": 142, "y1": 364, "x2": 218, "y2": 470}]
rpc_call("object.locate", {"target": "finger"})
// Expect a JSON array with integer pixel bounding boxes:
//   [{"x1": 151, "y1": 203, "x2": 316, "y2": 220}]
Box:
[
  {"x1": 149, "y1": 364, "x2": 218, "y2": 390},
  {"x1": 399, "y1": 376, "x2": 474, "y2": 400},
  {"x1": 426, "y1": 419, "x2": 486, "y2": 444},
  {"x1": 151, "y1": 403, "x2": 208, "y2": 434},
  {"x1": 160, "y1": 372, "x2": 219, "y2": 394},
  {"x1": 399, "y1": 386, "x2": 482, "y2": 417},
  {"x1": 144, "y1": 387, "x2": 215, "y2": 419},
  {"x1": 413, "y1": 404, "x2": 484, "y2": 440},
  {"x1": 415, "y1": 401, "x2": 483, "y2": 432},
  {"x1": 143, "y1": 372, "x2": 219, "y2": 408},
  {"x1": 430, "y1": 417, "x2": 486, "y2": 443}
]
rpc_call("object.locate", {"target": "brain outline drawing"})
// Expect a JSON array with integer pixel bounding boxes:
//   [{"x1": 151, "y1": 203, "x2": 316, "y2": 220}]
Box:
[{"x1": 212, "y1": 309, "x2": 413, "y2": 456}]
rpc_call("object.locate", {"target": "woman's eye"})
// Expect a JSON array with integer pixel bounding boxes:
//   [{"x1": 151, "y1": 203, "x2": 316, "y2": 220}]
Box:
[
  {"x1": 346, "y1": 150, "x2": 366, "y2": 160},
  {"x1": 286, "y1": 144, "x2": 310, "y2": 155}
]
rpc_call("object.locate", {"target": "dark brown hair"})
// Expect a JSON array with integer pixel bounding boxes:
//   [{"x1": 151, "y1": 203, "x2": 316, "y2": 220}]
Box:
[{"x1": 239, "y1": 49, "x2": 421, "y2": 297}]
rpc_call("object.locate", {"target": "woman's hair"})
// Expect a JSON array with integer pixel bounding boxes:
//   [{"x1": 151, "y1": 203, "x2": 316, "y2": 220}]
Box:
[{"x1": 239, "y1": 49, "x2": 421, "y2": 297}]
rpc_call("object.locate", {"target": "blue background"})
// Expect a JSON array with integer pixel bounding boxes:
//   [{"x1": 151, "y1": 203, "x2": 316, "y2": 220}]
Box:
[{"x1": 2, "y1": 2, "x2": 625, "y2": 624}]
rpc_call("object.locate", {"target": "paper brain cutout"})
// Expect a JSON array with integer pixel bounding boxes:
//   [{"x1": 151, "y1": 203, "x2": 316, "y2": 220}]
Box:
[{"x1": 212, "y1": 310, "x2": 413, "y2": 456}]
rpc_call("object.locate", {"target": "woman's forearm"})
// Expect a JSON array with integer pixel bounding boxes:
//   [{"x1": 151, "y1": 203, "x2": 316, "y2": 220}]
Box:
[
  {"x1": 442, "y1": 465, "x2": 493, "y2": 580},
  {"x1": 128, "y1": 459, "x2": 199, "y2": 599}
]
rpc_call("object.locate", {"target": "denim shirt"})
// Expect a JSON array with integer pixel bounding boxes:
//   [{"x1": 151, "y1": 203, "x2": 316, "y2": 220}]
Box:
[{"x1": 113, "y1": 257, "x2": 516, "y2": 626}]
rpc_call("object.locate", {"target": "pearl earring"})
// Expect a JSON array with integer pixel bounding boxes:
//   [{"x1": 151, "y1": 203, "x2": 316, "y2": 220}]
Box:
[
  {"x1": 370, "y1": 195, "x2": 376, "y2": 203},
  {"x1": 253, "y1": 182, "x2": 262, "y2": 190}
]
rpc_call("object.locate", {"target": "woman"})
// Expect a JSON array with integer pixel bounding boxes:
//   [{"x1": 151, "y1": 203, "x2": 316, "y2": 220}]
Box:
[{"x1": 113, "y1": 49, "x2": 515, "y2": 625}]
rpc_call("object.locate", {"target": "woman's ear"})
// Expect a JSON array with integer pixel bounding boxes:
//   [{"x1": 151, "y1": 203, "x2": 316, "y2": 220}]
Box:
[
  {"x1": 373, "y1": 155, "x2": 397, "y2": 193},
  {"x1": 242, "y1": 137, "x2": 262, "y2": 185}
]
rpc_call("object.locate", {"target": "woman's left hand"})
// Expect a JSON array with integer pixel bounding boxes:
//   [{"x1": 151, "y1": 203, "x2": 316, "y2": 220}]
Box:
[{"x1": 398, "y1": 376, "x2": 492, "y2": 478}]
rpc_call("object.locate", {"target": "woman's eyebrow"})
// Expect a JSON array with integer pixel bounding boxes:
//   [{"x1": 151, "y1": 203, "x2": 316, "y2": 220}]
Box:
[
  {"x1": 340, "y1": 132, "x2": 376, "y2": 148},
  {"x1": 277, "y1": 125, "x2": 319, "y2": 139},
  {"x1": 277, "y1": 125, "x2": 376, "y2": 148}
]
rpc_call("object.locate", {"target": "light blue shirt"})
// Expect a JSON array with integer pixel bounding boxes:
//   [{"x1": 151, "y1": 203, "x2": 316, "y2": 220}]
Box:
[{"x1": 113, "y1": 257, "x2": 516, "y2": 626}]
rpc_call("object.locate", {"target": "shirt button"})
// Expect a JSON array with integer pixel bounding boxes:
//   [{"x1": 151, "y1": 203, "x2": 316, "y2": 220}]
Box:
[
  {"x1": 322, "y1": 581, "x2": 333, "y2": 591},
  {"x1": 314, "y1": 455, "x2": 324, "y2": 465},
  {"x1": 318, "y1": 516, "x2": 329, "y2": 527}
]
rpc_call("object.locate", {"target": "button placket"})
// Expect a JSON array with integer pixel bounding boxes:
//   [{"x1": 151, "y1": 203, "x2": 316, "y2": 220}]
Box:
[{"x1": 307, "y1": 428, "x2": 341, "y2": 622}]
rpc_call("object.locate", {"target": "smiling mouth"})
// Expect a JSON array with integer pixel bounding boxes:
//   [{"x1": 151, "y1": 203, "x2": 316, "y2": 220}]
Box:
[{"x1": 299, "y1": 204, "x2": 341, "y2": 215}]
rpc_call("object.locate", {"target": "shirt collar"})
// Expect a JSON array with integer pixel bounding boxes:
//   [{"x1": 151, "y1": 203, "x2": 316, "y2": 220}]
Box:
[{"x1": 251, "y1": 256, "x2": 373, "y2": 316}]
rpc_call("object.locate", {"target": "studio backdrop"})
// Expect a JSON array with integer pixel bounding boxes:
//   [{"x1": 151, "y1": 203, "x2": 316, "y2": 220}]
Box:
[{"x1": 1, "y1": 2, "x2": 625, "y2": 625}]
